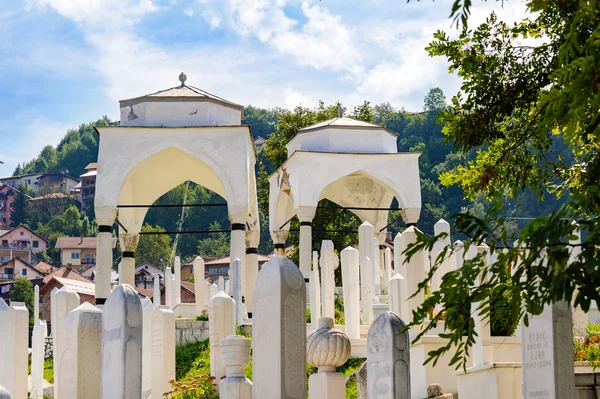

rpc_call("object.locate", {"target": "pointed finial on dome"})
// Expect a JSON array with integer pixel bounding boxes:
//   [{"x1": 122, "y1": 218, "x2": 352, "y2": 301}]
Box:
[
  {"x1": 179, "y1": 72, "x2": 187, "y2": 86},
  {"x1": 338, "y1": 104, "x2": 344, "y2": 118}
]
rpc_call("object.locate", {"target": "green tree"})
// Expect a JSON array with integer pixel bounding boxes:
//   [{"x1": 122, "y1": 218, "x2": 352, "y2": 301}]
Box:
[
  {"x1": 9, "y1": 185, "x2": 29, "y2": 227},
  {"x1": 136, "y1": 224, "x2": 172, "y2": 268},
  {"x1": 11, "y1": 277, "x2": 35, "y2": 332},
  {"x1": 196, "y1": 222, "x2": 230, "y2": 258},
  {"x1": 403, "y1": 0, "x2": 600, "y2": 369}
]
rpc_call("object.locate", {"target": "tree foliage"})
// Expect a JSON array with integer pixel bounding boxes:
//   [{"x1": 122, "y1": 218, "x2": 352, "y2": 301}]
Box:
[
  {"x1": 136, "y1": 224, "x2": 173, "y2": 268},
  {"x1": 403, "y1": 0, "x2": 600, "y2": 369},
  {"x1": 9, "y1": 185, "x2": 29, "y2": 227}
]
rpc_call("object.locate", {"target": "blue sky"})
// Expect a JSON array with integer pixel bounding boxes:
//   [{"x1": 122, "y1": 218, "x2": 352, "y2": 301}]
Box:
[{"x1": 0, "y1": 0, "x2": 527, "y2": 176}]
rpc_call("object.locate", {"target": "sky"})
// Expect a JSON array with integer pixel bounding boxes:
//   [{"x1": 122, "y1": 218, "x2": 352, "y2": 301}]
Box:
[{"x1": 0, "y1": 0, "x2": 529, "y2": 176}]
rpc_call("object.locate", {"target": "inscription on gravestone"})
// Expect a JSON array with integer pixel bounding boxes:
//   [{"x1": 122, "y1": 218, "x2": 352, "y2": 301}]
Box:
[{"x1": 522, "y1": 302, "x2": 575, "y2": 399}]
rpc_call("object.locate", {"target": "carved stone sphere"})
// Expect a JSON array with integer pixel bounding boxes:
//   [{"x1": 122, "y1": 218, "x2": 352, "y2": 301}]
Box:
[{"x1": 306, "y1": 317, "x2": 351, "y2": 372}]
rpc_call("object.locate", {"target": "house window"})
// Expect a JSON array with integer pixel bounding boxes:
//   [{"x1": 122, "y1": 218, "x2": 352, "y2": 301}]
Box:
[
  {"x1": 71, "y1": 252, "x2": 80, "y2": 259},
  {"x1": 210, "y1": 268, "x2": 217, "y2": 274},
  {"x1": 20, "y1": 232, "x2": 24, "y2": 236},
  {"x1": 1, "y1": 240, "x2": 7, "y2": 246},
  {"x1": 5, "y1": 268, "x2": 13, "y2": 276},
  {"x1": 22, "y1": 269, "x2": 27, "y2": 276},
  {"x1": 84, "y1": 254, "x2": 94, "y2": 264},
  {"x1": 33, "y1": 241, "x2": 39, "y2": 248},
  {"x1": 219, "y1": 267, "x2": 229, "y2": 273}
]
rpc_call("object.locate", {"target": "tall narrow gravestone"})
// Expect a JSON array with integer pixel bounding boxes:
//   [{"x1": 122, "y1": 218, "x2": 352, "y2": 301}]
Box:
[
  {"x1": 152, "y1": 306, "x2": 175, "y2": 399},
  {"x1": 341, "y1": 247, "x2": 360, "y2": 340},
  {"x1": 141, "y1": 298, "x2": 155, "y2": 399},
  {"x1": 367, "y1": 312, "x2": 410, "y2": 399},
  {"x1": 101, "y1": 285, "x2": 143, "y2": 399},
  {"x1": 0, "y1": 300, "x2": 28, "y2": 399},
  {"x1": 209, "y1": 291, "x2": 236, "y2": 381},
  {"x1": 522, "y1": 301, "x2": 575, "y2": 399},
  {"x1": 193, "y1": 257, "x2": 206, "y2": 316},
  {"x1": 253, "y1": 256, "x2": 307, "y2": 399},
  {"x1": 31, "y1": 285, "x2": 47, "y2": 399},
  {"x1": 53, "y1": 286, "x2": 80, "y2": 399},
  {"x1": 320, "y1": 240, "x2": 338, "y2": 320},
  {"x1": 58, "y1": 302, "x2": 103, "y2": 399}
]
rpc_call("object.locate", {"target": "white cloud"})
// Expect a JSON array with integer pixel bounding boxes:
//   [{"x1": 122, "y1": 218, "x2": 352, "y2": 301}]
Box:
[
  {"x1": 202, "y1": 9, "x2": 221, "y2": 29},
  {"x1": 283, "y1": 87, "x2": 311, "y2": 109},
  {"x1": 184, "y1": 7, "x2": 193, "y2": 17}
]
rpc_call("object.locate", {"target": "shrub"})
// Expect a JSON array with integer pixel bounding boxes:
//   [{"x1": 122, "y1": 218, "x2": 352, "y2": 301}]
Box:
[
  {"x1": 163, "y1": 375, "x2": 218, "y2": 399},
  {"x1": 489, "y1": 268, "x2": 520, "y2": 336},
  {"x1": 573, "y1": 325, "x2": 600, "y2": 365},
  {"x1": 175, "y1": 340, "x2": 210, "y2": 380}
]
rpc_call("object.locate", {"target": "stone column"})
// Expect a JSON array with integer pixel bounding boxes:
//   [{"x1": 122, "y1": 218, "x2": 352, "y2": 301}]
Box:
[
  {"x1": 0, "y1": 300, "x2": 28, "y2": 399},
  {"x1": 272, "y1": 230, "x2": 289, "y2": 256},
  {"x1": 119, "y1": 233, "x2": 139, "y2": 287},
  {"x1": 310, "y1": 251, "x2": 321, "y2": 330},
  {"x1": 54, "y1": 286, "x2": 81, "y2": 398},
  {"x1": 219, "y1": 336, "x2": 252, "y2": 399},
  {"x1": 152, "y1": 306, "x2": 175, "y2": 399},
  {"x1": 164, "y1": 267, "x2": 172, "y2": 309},
  {"x1": 174, "y1": 256, "x2": 182, "y2": 306},
  {"x1": 383, "y1": 247, "x2": 393, "y2": 294},
  {"x1": 193, "y1": 257, "x2": 205, "y2": 316},
  {"x1": 153, "y1": 275, "x2": 161, "y2": 306},
  {"x1": 95, "y1": 207, "x2": 116, "y2": 306},
  {"x1": 306, "y1": 318, "x2": 351, "y2": 399},
  {"x1": 367, "y1": 312, "x2": 410, "y2": 399},
  {"x1": 341, "y1": 247, "x2": 360, "y2": 340},
  {"x1": 244, "y1": 230, "x2": 259, "y2": 316},
  {"x1": 209, "y1": 292, "x2": 236, "y2": 380},
  {"x1": 31, "y1": 285, "x2": 47, "y2": 399},
  {"x1": 230, "y1": 218, "x2": 246, "y2": 297},
  {"x1": 298, "y1": 206, "x2": 316, "y2": 278},
  {"x1": 59, "y1": 302, "x2": 103, "y2": 399},
  {"x1": 389, "y1": 273, "x2": 405, "y2": 319},
  {"x1": 320, "y1": 240, "x2": 338, "y2": 320},
  {"x1": 359, "y1": 222, "x2": 375, "y2": 325},
  {"x1": 141, "y1": 298, "x2": 155, "y2": 399},
  {"x1": 253, "y1": 256, "x2": 306, "y2": 399},
  {"x1": 101, "y1": 284, "x2": 143, "y2": 399},
  {"x1": 230, "y1": 258, "x2": 246, "y2": 325}
]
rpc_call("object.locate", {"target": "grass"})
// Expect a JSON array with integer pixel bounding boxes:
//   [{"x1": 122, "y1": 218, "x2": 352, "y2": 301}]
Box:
[
  {"x1": 175, "y1": 337, "x2": 364, "y2": 398},
  {"x1": 28, "y1": 355, "x2": 54, "y2": 384}
]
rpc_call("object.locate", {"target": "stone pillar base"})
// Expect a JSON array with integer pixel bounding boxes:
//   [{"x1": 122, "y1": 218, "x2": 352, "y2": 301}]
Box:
[
  {"x1": 308, "y1": 372, "x2": 345, "y2": 399},
  {"x1": 219, "y1": 377, "x2": 252, "y2": 399}
]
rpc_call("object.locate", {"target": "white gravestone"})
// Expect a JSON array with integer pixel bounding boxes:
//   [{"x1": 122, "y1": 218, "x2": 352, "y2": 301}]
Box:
[
  {"x1": 210, "y1": 283, "x2": 219, "y2": 300},
  {"x1": 359, "y1": 222, "x2": 375, "y2": 325},
  {"x1": 218, "y1": 276, "x2": 225, "y2": 292},
  {"x1": 522, "y1": 301, "x2": 575, "y2": 399},
  {"x1": 0, "y1": 300, "x2": 28, "y2": 399},
  {"x1": 141, "y1": 298, "x2": 155, "y2": 399},
  {"x1": 152, "y1": 305, "x2": 175, "y2": 399},
  {"x1": 320, "y1": 240, "x2": 338, "y2": 320},
  {"x1": 431, "y1": 219, "x2": 452, "y2": 293},
  {"x1": 310, "y1": 251, "x2": 322, "y2": 331},
  {"x1": 219, "y1": 336, "x2": 252, "y2": 399},
  {"x1": 383, "y1": 247, "x2": 393, "y2": 293},
  {"x1": 101, "y1": 284, "x2": 143, "y2": 399},
  {"x1": 393, "y1": 233, "x2": 409, "y2": 320},
  {"x1": 174, "y1": 257, "x2": 182, "y2": 306},
  {"x1": 402, "y1": 226, "x2": 427, "y2": 330},
  {"x1": 164, "y1": 267, "x2": 172, "y2": 309},
  {"x1": 59, "y1": 302, "x2": 103, "y2": 399},
  {"x1": 341, "y1": 247, "x2": 360, "y2": 340},
  {"x1": 225, "y1": 280, "x2": 230, "y2": 295},
  {"x1": 373, "y1": 237, "x2": 382, "y2": 296},
  {"x1": 193, "y1": 257, "x2": 205, "y2": 316},
  {"x1": 389, "y1": 273, "x2": 405, "y2": 320},
  {"x1": 471, "y1": 245, "x2": 493, "y2": 366},
  {"x1": 31, "y1": 285, "x2": 47, "y2": 399},
  {"x1": 209, "y1": 291, "x2": 236, "y2": 380},
  {"x1": 54, "y1": 286, "x2": 80, "y2": 398},
  {"x1": 230, "y1": 258, "x2": 246, "y2": 326},
  {"x1": 0, "y1": 384, "x2": 10, "y2": 399},
  {"x1": 367, "y1": 312, "x2": 410, "y2": 399},
  {"x1": 306, "y1": 318, "x2": 351, "y2": 399},
  {"x1": 204, "y1": 279, "x2": 210, "y2": 306},
  {"x1": 253, "y1": 256, "x2": 307, "y2": 399},
  {"x1": 51, "y1": 287, "x2": 59, "y2": 336},
  {"x1": 153, "y1": 274, "x2": 161, "y2": 306}
]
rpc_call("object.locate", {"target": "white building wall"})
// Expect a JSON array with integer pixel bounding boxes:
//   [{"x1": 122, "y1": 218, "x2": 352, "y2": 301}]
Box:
[{"x1": 120, "y1": 100, "x2": 242, "y2": 127}]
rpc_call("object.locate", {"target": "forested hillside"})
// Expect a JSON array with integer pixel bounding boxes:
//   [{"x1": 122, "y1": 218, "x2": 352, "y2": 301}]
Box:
[{"x1": 12, "y1": 88, "x2": 568, "y2": 267}]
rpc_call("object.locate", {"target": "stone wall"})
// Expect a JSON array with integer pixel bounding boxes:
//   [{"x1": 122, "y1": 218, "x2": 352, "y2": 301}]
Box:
[
  {"x1": 44, "y1": 336, "x2": 53, "y2": 359},
  {"x1": 575, "y1": 370, "x2": 600, "y2": 399},
  {"x1": 175, "y1": 319, "x2": 209, "y2": 346}
]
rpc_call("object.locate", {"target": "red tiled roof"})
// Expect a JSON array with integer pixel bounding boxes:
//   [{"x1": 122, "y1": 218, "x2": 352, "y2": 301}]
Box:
[
  {"x1": 42, "y1": 266, "x2": 90, "y2": 284},
  {"x1": 55, "y1": 236, "x2": 117, "y2": 249},
  {"x1": 181, "y1": 281, "x2": 195, "y2": 294},
  {"x1": 135, "y1": 287, "x2": 154, "y2": 298},
  {"x1": 33, "y1": 261, "x2": 53, "y2": 275},
  {"x1": 0, "y1": 224, "x2": 47, "y2": 243},
  {"x1": 205, "y1": 255, "x2": 270, "y2": 265}
]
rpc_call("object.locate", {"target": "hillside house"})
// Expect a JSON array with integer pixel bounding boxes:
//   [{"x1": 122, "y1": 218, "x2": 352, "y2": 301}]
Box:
[
  {"x1": 0, "y1": 225, "x2": 48, "y2": 264},
  {"x1": 55, "y1": 236, "x2": 117, "y2": 271}
]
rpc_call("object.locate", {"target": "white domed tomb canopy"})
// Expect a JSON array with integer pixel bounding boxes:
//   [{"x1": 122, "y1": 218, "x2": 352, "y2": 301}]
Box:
[
  {"x1": 93, "y1": 73, "x2": 259, "y2": 307},
  {"x1": 119, "y1": 72, "x2": 244, "y2": 127},
  {"x1": 269, "y1": 116, "x2": 421, "y2": 277}
]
